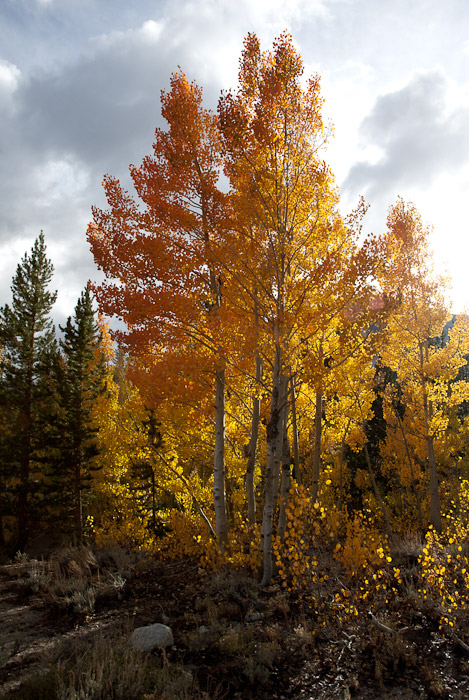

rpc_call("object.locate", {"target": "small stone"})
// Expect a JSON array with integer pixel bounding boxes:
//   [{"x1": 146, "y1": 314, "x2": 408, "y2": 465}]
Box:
[
  {"x1": 246, "y1": 612, "x2": 264, "y2": 622},
  {"x1": 130, "y1": 623, "x2": 174, "y2": 651}
]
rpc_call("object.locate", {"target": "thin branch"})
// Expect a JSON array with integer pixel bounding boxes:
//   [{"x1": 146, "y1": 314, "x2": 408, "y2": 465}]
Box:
[{"x1": 368, "y1": 611, "x2": 395, "y2": 635}]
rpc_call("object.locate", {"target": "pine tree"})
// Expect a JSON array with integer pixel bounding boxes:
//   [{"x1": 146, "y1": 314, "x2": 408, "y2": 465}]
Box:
[
  {"x1": 54, "y1": 285, "x2": 106, "y2": 539},
  {"x1": 0, "y1": 231, "x2": 57, "y2": 549}
]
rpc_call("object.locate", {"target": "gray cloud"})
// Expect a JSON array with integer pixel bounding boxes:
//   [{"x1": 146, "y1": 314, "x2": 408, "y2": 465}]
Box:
[
  {"x1": 2, "y1": 0, "x2": 469, "y2": 319},
  {"x1": 343, "y1": 70, "x2": 469, "y2": 201},
  {"x1": 0, "y1": 14, "x2": 209, "y2": 315},
  {"x1": 0, "y1": 0, "x2": 329, "y2": 243}
]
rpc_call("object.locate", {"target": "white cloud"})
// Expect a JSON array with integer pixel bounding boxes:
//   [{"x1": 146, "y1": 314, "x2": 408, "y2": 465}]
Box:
[
  {"x1": 335, "y1": 67, "x2": 469, "y2": 312},
  {"x1": 0, "y1": 58, "x2": 21, "y2": 92},
  {"x1": 0, "y1": 59, "x2": 21, "y2": 115},
  {"x1": 0, "y1": 2, "x2": 339, "y2": 320},
  {"x1": 2, "y1": 0, "x2": 469, "y2": 315},
  {"x1": 88, "y1": 18, "x2": 164, "y2": 54},
  {"x1": 35, "y1": 158, "x2": 90, "y2": 203},
  {"x1": 343, "y1": 69, "x2": 469, "y2": 199}
]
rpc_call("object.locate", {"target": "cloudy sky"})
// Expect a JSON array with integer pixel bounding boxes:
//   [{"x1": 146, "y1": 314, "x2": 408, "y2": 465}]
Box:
[{"x1": 2, "y1": 0, "x2": 469, "y2": 325}]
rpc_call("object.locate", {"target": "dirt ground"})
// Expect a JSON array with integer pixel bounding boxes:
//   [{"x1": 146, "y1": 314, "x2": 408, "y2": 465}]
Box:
[{"x1": 0, "y1": 556, "x2": 468, "y2": 699}]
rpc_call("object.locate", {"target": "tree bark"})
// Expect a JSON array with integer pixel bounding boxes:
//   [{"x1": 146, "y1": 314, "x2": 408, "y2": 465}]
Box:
[
  {"x1": 261, "y1": 355, "x2": 288, "y2": 586},
  {"x1": 18, "y1": 349, "x2": 34, "y2": 551},
  {"x1": 426, "y1": 432, "x2": 442, "y2": 532},
  {"x1": 246, "y1": 353, "x2": 262, "y2": 525},
  {"x1": 213, "y1": 367, "x2": 229, "y2": 549},
  {"x1": 277, "y1": 430, "x2": 291, "y2": 542},
  {"x1": 420, "y1": 341, "x2": 442, "y2": 532},
  {"x1": 290, "y1": 374, "x2": 301, "y2": 485},
  {"x1": 311, "y1": 385, "x2": 322, "y2": 503}
]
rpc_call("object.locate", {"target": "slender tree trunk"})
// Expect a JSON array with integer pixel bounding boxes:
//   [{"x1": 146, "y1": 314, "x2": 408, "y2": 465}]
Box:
[
  {"x1": 246, "y1": 353, "x2": 262, "y2": 525},
  {"x1": 277, "y1": 430, "x2": 291, "y2": 542},
  {"x1": 213, "y1": 367, "x2": 228, "y2": 549},
  {"x1": 272, "y1": 387, "x2": 288, "y2": 512},
  {"x1": 290, "y1": 374, "x2": 301, "y2": 485},
  {"x1": 18, "y1": 369, "x2": 33, "y2": 550},
  {"x1": 156, "y1": 448, "x2": 217, "y2": 539},
  {"x1": 74, "y1": 456, "x2": 83, "y2": 541},
  {"x1": 420, "y1": 341, "x2": 442, "y2": 531},
  {"x1": 338, "y1": 419, "x2": 351, "y2": 511},
  {"x1": 18, "y1": 453, "x2": 30, "y2": 551},
  {"x1": 311, "y1": 385, "x2": 322, "y2": 503},
  {"x1": 426, "y1": 431, "x2": 442, "y2": 531},
  {"x1": 151, "y1": 468, "x2": 156, "y2": 531},
  {"x1": 261, "y1": 347, "x2": 288, "y2": 586}
]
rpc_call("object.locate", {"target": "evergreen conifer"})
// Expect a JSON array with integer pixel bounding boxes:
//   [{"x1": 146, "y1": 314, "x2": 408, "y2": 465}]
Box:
[
  {"x1": 0, "y1": 232, "x2": 57, "y2": 549},
  {"x1": 55, "y1": 285, "x2": 106, "y2": 539}
]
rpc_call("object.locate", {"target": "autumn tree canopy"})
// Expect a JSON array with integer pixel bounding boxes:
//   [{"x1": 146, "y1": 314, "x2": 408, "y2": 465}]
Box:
[{"x1": 88, "y1": 32, "x2": 396, "y2": 583}]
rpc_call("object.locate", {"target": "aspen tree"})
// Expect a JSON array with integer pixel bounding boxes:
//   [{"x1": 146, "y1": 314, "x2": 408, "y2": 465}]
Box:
[
  {"x1": 88, "y1": 72, "x2": 230, "y2": 549},
  {"x1": 219, "y1": 33, "x2": 382, "y2": 582},
  {"x1": 379, "y1": 199, "x2": 469, "y2": 531}
]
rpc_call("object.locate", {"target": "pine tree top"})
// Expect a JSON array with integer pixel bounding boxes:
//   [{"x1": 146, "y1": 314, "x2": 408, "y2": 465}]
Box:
[{"x1": 0, "y1": 231, "x2": 57, "y2": 375}]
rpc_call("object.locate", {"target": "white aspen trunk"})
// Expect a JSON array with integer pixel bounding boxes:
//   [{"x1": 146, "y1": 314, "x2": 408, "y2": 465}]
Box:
[
  {"x1": 290, "y1": 374, "x2": 301, "y2": 485},
  {"x1": 311, "y1": 385, "x2": 322, "y2": 503},
  {"x1": 420, "y1": 341, "x2": 442, "y2": 532},
  {"x1": 261, "y1": 361, "x2": 288, "y2": 586},
  {"x1": 246, "y1": 353, "x2": 262, "y2": 525},
  {"x1": 277, "y1": 430, "x2": 291, "y2": 542},
  {"x1": 213, "y1": 367, "x2": 229, "y2": 549}
]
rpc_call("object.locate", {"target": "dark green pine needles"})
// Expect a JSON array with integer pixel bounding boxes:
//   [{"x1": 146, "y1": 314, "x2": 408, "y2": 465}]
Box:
[{"x1": 0, "y1": 231, "x2": 57, "y2": 549}]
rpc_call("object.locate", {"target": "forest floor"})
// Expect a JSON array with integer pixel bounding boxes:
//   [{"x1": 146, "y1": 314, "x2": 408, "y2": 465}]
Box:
[{"x1": 0, "y1": 547, "x2": 468, "y2": 699}]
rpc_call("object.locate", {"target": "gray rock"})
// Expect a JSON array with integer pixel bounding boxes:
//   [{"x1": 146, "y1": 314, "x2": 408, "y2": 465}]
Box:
[
  {"x1": 130, "y1": 623, "x2": 174, "y2": 651},
  {"x1": 246, "y1": 611, "x2": 264, "y2": 622}
]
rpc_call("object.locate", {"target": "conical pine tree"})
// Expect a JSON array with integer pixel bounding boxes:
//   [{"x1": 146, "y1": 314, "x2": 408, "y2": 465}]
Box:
[
  {"x1": 0, "y1": 231, "x2": 57, "y2": 549},
  {"x1": 54, "y1": 285, "x2": 106, "y2": 539}
]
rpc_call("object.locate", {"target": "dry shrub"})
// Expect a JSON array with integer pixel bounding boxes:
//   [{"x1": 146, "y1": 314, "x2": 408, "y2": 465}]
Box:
[
  {"x1": 359, "y1": 628, "x2": 417, "y2": 690},
  {"x1": 94, "y1": 546, "x2": 142, "y2": 577},
  {"x1": 53, "y1": 631, "x2": 205, "y2": 700},
  {"x1": 390, "y1": 530, "x2": 423, "y2": 560},
  {"x1": 12, "y1": 545, "x2": 129, "y2": 617},
  {"x1": 55, "y1": 634, "x2": 148, "y2": 700},
  {"x1": 15, "y1": 560, "x2": 52, "y2": 596},
  {"x1": 49, "y1": 546, "x2": 98, "y2": 579}
]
